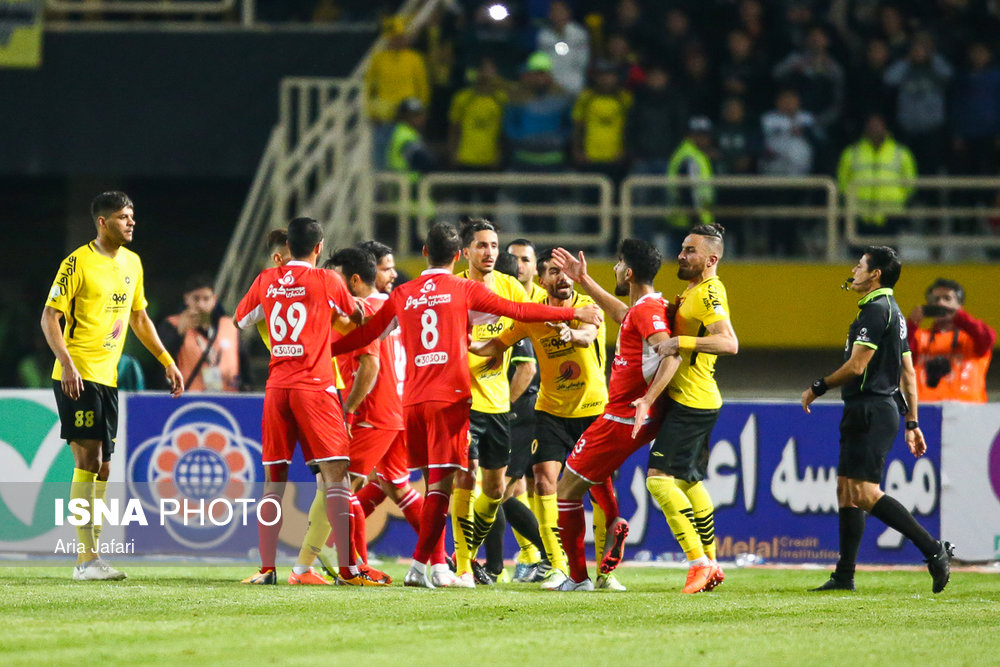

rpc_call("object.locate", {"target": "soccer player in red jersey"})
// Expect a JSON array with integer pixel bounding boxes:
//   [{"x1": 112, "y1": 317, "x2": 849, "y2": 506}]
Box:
[
  {"x1": 330, "y1": 222, "x2": 603, "y2": 587},
  {"x1": 543, "y1": 240, "x2": 681, "y2": 591},
  {"x1": 234, "y1": 217, "x2": 364, "y2": 585}
]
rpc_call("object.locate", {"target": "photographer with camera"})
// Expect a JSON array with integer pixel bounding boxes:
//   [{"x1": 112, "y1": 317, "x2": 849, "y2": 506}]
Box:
[{"x1": 907, "y1": 278, "x2": 995, "y2": 403}]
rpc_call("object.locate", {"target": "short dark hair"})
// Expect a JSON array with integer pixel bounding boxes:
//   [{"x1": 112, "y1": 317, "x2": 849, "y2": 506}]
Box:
[
  {"x1": 494, "y1": 251, "x2": 519, "y2": 279},
  {"x1": 459, "y1": 216, "x2": 498, "y2": 247},
  {"x1": 91, "y1": 191, "x2": 133, "y2": 223},
  {"x1": 266, "y1": 228, "x2": 288, "y2": 255},
  {"x1": 690, "y1": 222, "x2": 725, "y2": 256},
  {"x1": 183, "y1": 273, "x2": 214, "y2": 295},
  {"x1": 619, "y1": 239, "x2": 662, "y2": 285},
  {"x1": 507, "y1": 238, "x2": 534, "y2": 251},
  {"x1": 535, "y1": 248, "x2": 555, "y2": 276},
  {"x1": 287, "y1": 217, "x2": 323, "y2": 259},
  {"x1": 864, "y1": 245, "x2": 901, "y2": 288},
  {"x1": 926, "y1": 277, "x2": 965, "y2": 304},
  {"x1": 326, "y1": 247, "x2": 376, "y2": 285},
  {"x1": 426, "y1": 222, "x2": 462, "y2": 265},
  {"x1": 357, "y1": 240, "x2": 393, "y2": 263}
]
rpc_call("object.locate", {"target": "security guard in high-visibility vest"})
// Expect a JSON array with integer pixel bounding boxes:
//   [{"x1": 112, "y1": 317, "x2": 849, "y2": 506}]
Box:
[
  {"x1": 667, "y1": 116, "x2": 716, "y2": 233},
  {"x1": 837, "y1": 113, "x2": 917, "y2": 231},
  {"x1": 385, "y1": 97, "x2": 436, "y2": 230}
]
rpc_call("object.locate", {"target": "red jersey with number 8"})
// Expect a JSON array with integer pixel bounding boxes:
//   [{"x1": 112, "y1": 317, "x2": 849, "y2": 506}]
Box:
[{"x1": 235, "y1": 261, "x2": 355, "y2": 391}]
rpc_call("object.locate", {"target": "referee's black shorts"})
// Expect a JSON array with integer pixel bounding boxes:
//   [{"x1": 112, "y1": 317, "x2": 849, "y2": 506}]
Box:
[
  {"x1": 469, "y1": 410, "x2": 511, "y2": 470},
  {"x1": 649, "y1": 398, "x2": 720, "y2": 482},
  {"x1": 53, "y1": 379, "x2": 118, "y2": 462},
  {"x1": 838, "y1": 395, "x2": 899, "y2": 484},
  {"x1": 507, "y1": 397, "x2": 536, "y2": 480}
]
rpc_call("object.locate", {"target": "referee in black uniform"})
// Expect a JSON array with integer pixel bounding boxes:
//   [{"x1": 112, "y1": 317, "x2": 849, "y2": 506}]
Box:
[{"x1": 801, "y1": 246, "x2": 954, "y2": 593}]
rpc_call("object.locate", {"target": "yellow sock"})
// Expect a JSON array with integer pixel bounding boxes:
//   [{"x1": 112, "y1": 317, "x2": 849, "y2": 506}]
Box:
[
  {"x1": 646, "y1": 476, "x2": 704, "y2": 561},
  {"x1": 451, "y1": 487, "x2": 474, "y2": 573},
  {"x1": 592, "y1": 501, "x2": 607, "y2": 563},
  {"x1": 537, "y1": 493, "x2": 567, "y2": 573},
  {"x1": 93, "y1": 479, "x2": 108, "y2": 542},
  {"x1": 469, "y1": 492, "x2": 501, "y2": 550},
  {"x1": 71, "y1": 468, "x2": 97, "y2": 564},
  {"x1": 296, "y1": 488, "x2": 330, "y2": 567},
  {"x1": 512, "y1": 492, "x2": 541, "y2": 563},
  {"x1": 676, "y1": 479, "x2": 717, "y2": 560}
]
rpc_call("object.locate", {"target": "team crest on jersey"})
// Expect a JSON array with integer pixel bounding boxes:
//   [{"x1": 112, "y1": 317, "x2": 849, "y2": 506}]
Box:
[
  {"x1": 420, "y1": 280, "x2": 437, "y2": 293},
  {"x1": 279, "y1": 270, "x2": 295, "y2": 286}
]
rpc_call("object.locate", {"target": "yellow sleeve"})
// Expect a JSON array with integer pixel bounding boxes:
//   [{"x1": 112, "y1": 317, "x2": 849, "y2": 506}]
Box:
[
  {"x1": 572, "y1": 91, "x2": 590, "y2": 123},
  {"x1": 412, "y1": 51, "x2": 430, "y2": 106},
  {"x1": 131, "y1": 259, "x2": 148, "y2": 312},
  {"x1": 45, "y1": 252, "x2": 83, "y2": 314},
  {"x1": 698, "y1": 281, "x2": 730, "y2": 327},
  {"x1": 449, "y1": 89, "x2": 469, "y2": 124},
  {"x1": 498, "y1": 320, "x2": 529, "y2": 347},
  {"x1": 836, "y1": 147, "x2": 852, "y2": 191}
]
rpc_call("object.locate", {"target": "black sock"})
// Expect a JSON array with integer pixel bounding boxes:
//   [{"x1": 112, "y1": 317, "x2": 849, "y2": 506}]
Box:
[
  {"x1": 484, "y1": 505, "x2": 506, "y2": 574},
  {"x1": 502, "y1": 497, "x2": 547, "y2": 559},
  {"x1": 870, "y1": 495, "x2": 939, "y2": 557},
  {"x1": 834, "y1": 507, "x2": 865, "y2": 580}
]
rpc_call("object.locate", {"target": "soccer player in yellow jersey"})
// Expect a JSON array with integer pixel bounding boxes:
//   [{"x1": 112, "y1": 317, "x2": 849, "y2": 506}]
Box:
[
  {"x1": 650, "y1": 223, "x2": 739, "y2": 593},
  {"x1": 472, "y1": 248, "x2": 627, "y2": 590},
  {"x1": 450, "y1": 218, "x2": 525, "y2": 587},
  {"x1": 40, "y1": 191, "x2": 184, "y2": 581}
]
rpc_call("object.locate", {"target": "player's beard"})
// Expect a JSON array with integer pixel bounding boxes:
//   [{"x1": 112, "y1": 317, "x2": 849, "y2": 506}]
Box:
[
  {"x1": 614, "y1": 279, "x2": 628, "y2": 296},
  {"x1": 677, "y1": 263, "x2": 700, "y2": 280}
]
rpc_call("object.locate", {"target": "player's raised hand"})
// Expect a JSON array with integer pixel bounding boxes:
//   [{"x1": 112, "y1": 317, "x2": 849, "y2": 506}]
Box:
[
  {"x1": 573, "y1": 304, "x2": 603, "y2": 326},
  {"x1": 546, "y1": 321, "x2": 574, "y2": 342},
  {"x1": 165, "y1": 364, "x2": 185, "y2": 398},
  {"x1": 552, "y1": 248, "x2": 587, "y2": 283}
]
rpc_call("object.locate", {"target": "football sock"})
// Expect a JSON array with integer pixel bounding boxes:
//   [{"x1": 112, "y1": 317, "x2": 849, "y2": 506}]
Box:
[
  {"x1": 92, "y1": 478, "x2": 108, "y2": 542},
  {"x1": 676, "y1": 479, "x2": 717, "y2": 560},
  {"x1": 592, "y1": 501, "x2": 607, "y2": 563},
  {"x1": 413, "y1": 490, "x2": 450, "y2": 564},
  {"x1": 484, "y1": 505, "x2": 506, "y2": 574},
  {"x1": 292, "y1": 564, "x2": 310, "y2": 575},
  {"x1": 870, "y1": 494, "x2": 939, "y2": 557},
  {"x1": 835, "y1": 507, "x2": 866, "y2": 580},
  {"x1": 71, "y1": 468, "x2": 97, "y2": 564},
  {"x1": 355, "y1": 482, "x2": 386, "y2": 516},
  {"x1": 558, "y1": 499, "x2": 589, "y2": 583},
  {"x1": 397, "y1": 487, "x2": 424, "y2": 535},
  {"x1": 258, "y1": 491, "x2": 283, "y2": 570},
  {"x1": 588, "y1": 477, "x2": 619, "y2": 528},
  {"x1": 469, "y1": 492, "x2": 502, "y2": 552},
  {"x1": 451, "y1": 487, "x2": 474, "y2": 573},
  {"x1": 324, "y1": 482, "x2": 358, "y2": 578},
  {"x1": 646, "y1": 476, "x2": 704, "y2": 560},
  {"x1": 538, "y1": 493, "x2": 568, "y2": 572},
  {"x1": 296, "y1": 487, "x2": 330, "y2": 567},
  {"x1": 503, "y1": 496, "x2": 544, "y2": 562},
  {"x1": 351, "y1": 495, "x2": 368, "y2": 564}
]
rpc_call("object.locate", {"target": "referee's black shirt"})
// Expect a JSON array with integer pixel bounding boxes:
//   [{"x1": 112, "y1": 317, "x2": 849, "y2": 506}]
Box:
[{"x1": 841, "y1": 287, "x2": 911, "y2": 400}]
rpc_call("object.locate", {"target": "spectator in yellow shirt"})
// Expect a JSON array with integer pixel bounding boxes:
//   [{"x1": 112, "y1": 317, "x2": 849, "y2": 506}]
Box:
[
  {"x1": 572, "y1": 59, "x2": 633, "y2": 180},
  {"x1": 448, "y1": 57, "x2": 508, "y2": 170}
]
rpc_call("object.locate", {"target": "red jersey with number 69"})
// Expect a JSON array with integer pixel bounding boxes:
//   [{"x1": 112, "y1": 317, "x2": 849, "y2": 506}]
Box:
[
  {"x1": 235, "y1": 261, "x2": 355, "y2": 391},
  {"x1": 605, "y1": 292, "x2": 671, "y2": 420},
  {"x1": 329, "y1": 268, "x2": 578, "y2": 407}
]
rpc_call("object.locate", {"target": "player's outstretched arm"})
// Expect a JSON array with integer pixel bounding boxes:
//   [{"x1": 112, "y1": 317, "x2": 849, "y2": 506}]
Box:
[
  {"x1": 330, "y1": 297, "x2": 397, "y2": 357},
  {"x1": 547, "y1": 321, "x2": 598, "y2": 347},
  {"x1": 468, "y1": 336, "x2": 511, "y2": 359},
  {"x1": 551, "y1": 248, "x2": 628, "y2": 324},
  {"x1": 468, "y1": 280, "x2": 579, "y2": 324},
  {"x1": 800, "y1": 343, "x2": 875, "y2": 414},
  {"x1": 130, "y1": 309, "x2": 184, "y2": 397},
  {"x1": 653, "y1": 318, "x2": 739, "y2": 357}
]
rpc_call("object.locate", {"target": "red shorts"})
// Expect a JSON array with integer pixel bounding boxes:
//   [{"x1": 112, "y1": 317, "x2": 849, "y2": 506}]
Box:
[
  {"x1": 262, "y1": 387, "x2": 348, "y2": 465},
  {"x1": 564, "y1": 414, "x2": 662, "y2": 484},
  {"x1": 405, "y1": 400, "x2": 470, "y2": 471},
  {"x1": 348, "y1": 426, "x2": 401, "y2": 479},
  {"x1": 376, "y1": 430, "x2": 410, "y2": 485}
]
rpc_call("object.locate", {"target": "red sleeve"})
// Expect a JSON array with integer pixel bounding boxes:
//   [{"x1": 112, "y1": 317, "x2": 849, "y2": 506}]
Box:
[
  {"x1": 330, "y1": 294, "x2": 397, "y2": 357},
  {"x1": 466, "y1": 280, "x2": 575, "y2": 322},
  {"x1": 954, "y1": 309, "x2": 997, "y2": 356},
  {"x1": 327, "y1": 271, "x2": 356, "y2": 317},
  {"x1": 634, "y1": 302, "x2": 670, "y2": 340},
  {"x1": 234, "y1": 273, "x2": 264, "y2": 329}
]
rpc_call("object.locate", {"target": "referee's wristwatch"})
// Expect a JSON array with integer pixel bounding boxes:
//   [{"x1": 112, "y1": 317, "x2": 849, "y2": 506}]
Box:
[{"x1": 905, "y1": 420, "x2": 919, "y2": 430}]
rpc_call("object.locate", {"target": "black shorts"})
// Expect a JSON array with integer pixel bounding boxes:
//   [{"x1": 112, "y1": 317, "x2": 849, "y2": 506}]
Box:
[
  {"x1": 532, "y1": 412, "x2": 598, "y2": 467},
  {"x1": 508, "y1": 416, "x2": 536, "y2": 482},
  {"x1": 649, "y1": 398, "x2": 720, "y2": 482},
  {"x1": 53, "y1": 379, "x2": 118, "y2": 462},
  {"x1": 838, "y1": 396, "x2": 899, "y2": 484},
  {"x1": 468, "y1": 410, "x2": 511, "y2": 471}
]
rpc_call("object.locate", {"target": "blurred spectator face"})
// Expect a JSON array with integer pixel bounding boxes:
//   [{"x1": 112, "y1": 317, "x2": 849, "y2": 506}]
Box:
[
  {"x1": 692, "y1": 130, "x2": 712, "y2": 150},
  {"x1": 864, "y1": 115, "x2": 888, "y2": 144},
  {"x1": 740, "y1": 0, "x2": 763, "y2": 24},
  {"x1": 786, "y1": 2, "x2": 813, "y2": 27},
  {"x1": 880, "y1": 6, "x2": 904, "y2": 36},
  {"x1": 645, "y1": 66, "x2": 669, "y2": 90},
  {"x1": 683, "y1": 49, "x2": 708, "y2": 78},
  {"x1": 607, "y1": 34, "x2": 630, "y2": 61},
  {"x1": 524, "y1": 69, "x2": 553, "y2": 92},
  {"x1": 409, "y1": 110, "x2": 428, "y2": 130},
  {"x1": 908, "y1": 36, "x2": 933, "y2": 64},
  {"x1": 969, "y1": 43, "x2": 992, "y2": 70},
  {"x1": 727, "y1": 30, "x2": 753, "y2": 61},
  {"x1": 722, "y1": 97, "x2": 745, "y2": 124},
  {"x1": 666, "y1": 9, "x2": 690, "y2": 37},
  {"x1": 549, "y1": 1, "x2": 571, "y2": 28},
  {"x1": 777, "y1": 90, "x2": 801, "y2": 115},
  {"x1": 806, "y1": 26, "x2": 829, "y2": 55},
  {"x1": 595, "y1": 69, "x2": 619, "y2": 93},
  {"x1": 476, "y1": 58, "x2": 499, "y2": 87},
  {"x1": 617, "y1": 0, "x2": 640, "y2": 27},
  {"x1": 867, "y1": 38, "x2": 890, "y2": 69},
  {"x1": 184, "y1": 286, "x2": 216, "y2": 318}
]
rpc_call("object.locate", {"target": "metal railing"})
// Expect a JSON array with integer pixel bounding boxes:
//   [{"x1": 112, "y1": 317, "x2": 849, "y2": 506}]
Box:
[{"x1": 45, "y1": 0, "x2": 251, "y2": 24}]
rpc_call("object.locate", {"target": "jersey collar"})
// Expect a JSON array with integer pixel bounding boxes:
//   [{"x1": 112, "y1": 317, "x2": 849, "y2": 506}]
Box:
[
  {"x1": 285, "y1": 260, "x2": 312, "y2": 268},
  {"x1": 421, "y1": 268, "x2": 451, "y2": 276},
  {"x1": 858, "y1": 287, "x2": 893, "y2": 307},
  {"x1": 635, "y1": 292, "x2": 662, "y2": 305}
]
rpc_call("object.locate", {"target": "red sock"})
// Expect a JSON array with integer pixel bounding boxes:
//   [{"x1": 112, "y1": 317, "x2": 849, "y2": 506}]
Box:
[
  {"x1": 589, "y1": 477, "x2": 619, "y2": 529},
  {"x1": 258, "y1": 492, "x2": 283, "y2": 570},
  {"x1": 558, "y1": 499, "x2": 588, "y2": 583},
  {"x1": 412, "y1": 489, "x2": 450, "y2": 564},
  {"x1": 351, "y1": 495, "x2": 368, "y2": 564},
  {"x1": 396, "y1": 487, "x2": 424, "y2": 536},
  {"x1": 325, "y1": 484, "x2": 356, "y2": 578},
  {"x1": 355, "y1": 482, "x2": 386, "y2": 517},
  {"x1": 430, "y1": 527, "x2": 447, "y2": 566}
]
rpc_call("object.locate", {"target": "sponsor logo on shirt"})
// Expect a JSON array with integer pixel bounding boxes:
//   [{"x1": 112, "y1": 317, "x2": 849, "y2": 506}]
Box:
[
  {"x1": 613, "y1": 356, "x2": 628, "y2": 368},
  {"x1": 272, "y1": 344, "x2": 304, "y2": 357},
  {"x1": 267, "y1": 284, "x2": 306, "y2": 299},
  {"x1": 404, "y1": 293, "x2": 452, "y2": 310},
  {"x1": 414, "y1": 351, "x2": 449, "y2": 366}
]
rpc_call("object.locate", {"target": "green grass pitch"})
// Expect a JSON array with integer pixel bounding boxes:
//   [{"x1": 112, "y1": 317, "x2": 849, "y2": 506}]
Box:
[{"x1": 2, "y1": 564, "x2": 998, "y2": 666}]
